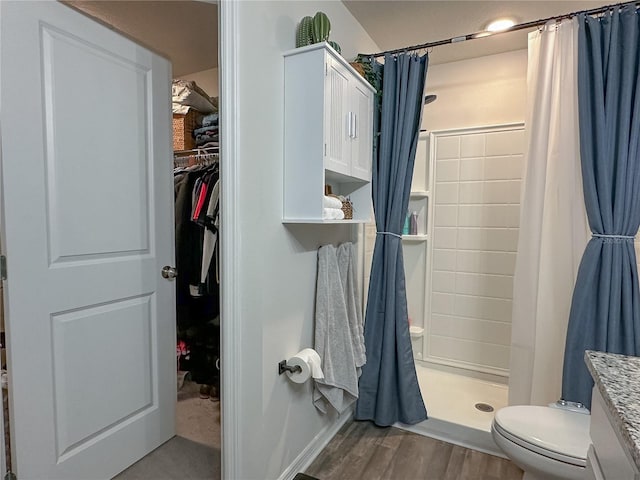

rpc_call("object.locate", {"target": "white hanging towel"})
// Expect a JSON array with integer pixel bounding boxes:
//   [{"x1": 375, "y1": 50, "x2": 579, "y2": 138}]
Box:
[
  {"x1": 313, "y1": 244, "x2": 365, "y2": 414},
  {"x1": 337, "y1": 242, "x2": 366, "y2": 372}
]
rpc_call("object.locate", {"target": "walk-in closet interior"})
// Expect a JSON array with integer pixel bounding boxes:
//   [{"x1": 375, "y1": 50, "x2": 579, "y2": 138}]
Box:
[{"x1": 66, "y1": 2, "x2": 222, "y2": 477}]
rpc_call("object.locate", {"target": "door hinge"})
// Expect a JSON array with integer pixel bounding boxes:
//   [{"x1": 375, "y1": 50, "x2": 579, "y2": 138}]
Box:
[
  {"x1": 325, "y1": 62, "x2": 328, "y2": 76},
  {"x1": 324, "y1": 143, "x2": 327, "y2": 156},
  {"x1": 0, "y1": 256, "x2": 7, "y2": 281},
  {"x1": 5, "y1": 471, "x2": 17, "y2": 480}
]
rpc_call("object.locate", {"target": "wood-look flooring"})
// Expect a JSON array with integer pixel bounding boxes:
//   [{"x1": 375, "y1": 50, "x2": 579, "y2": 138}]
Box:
[{"x1": 305, "y1": 420, "x2": 523, "y2": 480}]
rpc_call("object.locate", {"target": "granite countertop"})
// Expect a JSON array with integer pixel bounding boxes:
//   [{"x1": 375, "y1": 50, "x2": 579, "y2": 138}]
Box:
[{"x1": 585, "y1": 350, "x2": 640, "y2": 470}]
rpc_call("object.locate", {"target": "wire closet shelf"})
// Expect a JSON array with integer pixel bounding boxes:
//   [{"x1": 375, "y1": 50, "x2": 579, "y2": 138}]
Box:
[{"x1": 174, "y1": 146, "x2": 219, "y2": 168}]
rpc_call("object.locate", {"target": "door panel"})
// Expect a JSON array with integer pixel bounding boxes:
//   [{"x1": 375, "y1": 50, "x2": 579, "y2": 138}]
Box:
[
  {"x1": 350, "y1": 83, "x2": 373, "y2": 181},
  {"x1": 42, "y1": 25, "x2": 151, "y2": 262},
  {"x1": 0, "y1": 2, "x2": 175, "y2": 478},
  {"x1": 324, "y1": 56, "x2": 350, "y2": 176},
  {"x1": 52, "y1": 295, "x2": 154, "y2": 457}
]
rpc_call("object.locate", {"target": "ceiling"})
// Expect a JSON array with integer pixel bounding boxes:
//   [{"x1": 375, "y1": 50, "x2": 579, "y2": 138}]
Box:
[
  {"x1": 65, "y1": 1, "x2": 218, "y2": 77},
  {"x1": 343, "y1": 0, "x2": 618, "y2": 65},
  {"x1": 65, "y1": 0, "x2": 621, "y2": 76}
]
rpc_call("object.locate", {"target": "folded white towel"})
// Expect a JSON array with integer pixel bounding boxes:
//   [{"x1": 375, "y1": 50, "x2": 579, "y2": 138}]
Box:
[
  {"x1": 322, "y1": 207, "x2": 345, "y2": 220},
  {"x1": 323, "y1": 195, "x2": 343, "y2": 209}
]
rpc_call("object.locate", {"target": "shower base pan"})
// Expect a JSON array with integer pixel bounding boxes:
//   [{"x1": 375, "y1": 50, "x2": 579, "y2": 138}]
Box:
[{"x1": 394, "y1": 363, "x2": 509, "y2": 457}]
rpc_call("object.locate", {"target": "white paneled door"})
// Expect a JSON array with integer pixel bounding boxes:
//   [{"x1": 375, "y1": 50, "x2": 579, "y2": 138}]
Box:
[{"x1": 0, "y1": 2, "x2": 176, "y2": 478}]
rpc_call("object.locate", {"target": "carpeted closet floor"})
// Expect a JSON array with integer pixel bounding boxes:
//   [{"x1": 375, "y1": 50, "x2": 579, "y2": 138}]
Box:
[{"x1": 114, "y1": 380, "x2": 221, "y2": 480}]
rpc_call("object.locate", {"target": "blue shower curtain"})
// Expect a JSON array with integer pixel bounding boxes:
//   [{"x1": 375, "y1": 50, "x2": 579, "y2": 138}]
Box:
[
  {"x1": 562, "y1": 5, "x2": 640, "y2": 409},
  {"x1": 354, "y1": 53, "x2": 429, "y2": 426}
]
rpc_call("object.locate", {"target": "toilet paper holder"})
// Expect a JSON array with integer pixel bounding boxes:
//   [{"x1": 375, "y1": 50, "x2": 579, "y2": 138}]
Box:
[{"x1": 278, "y1": 359, "x2": 302, "y2": 375}]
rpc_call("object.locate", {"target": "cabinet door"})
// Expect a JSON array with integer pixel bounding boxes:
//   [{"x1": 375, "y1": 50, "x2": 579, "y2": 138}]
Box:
[
  {"x1": 590, "y1": 387, "x2": 640, "y2": 480},
  {"x1": 350, "y1": 81, "x2": 373, "y2": 181},
  {"x1": 324, "y1": 56, "x2": 351, "y2": 176}
]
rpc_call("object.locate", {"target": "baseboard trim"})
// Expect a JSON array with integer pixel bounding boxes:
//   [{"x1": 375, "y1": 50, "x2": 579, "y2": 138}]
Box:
[
  {"x1": 394, "y1": 417, "x2": 507, "y2": 459},
  {"x1": 278, "y1": 410, "x2": 353, "y2": 480}
]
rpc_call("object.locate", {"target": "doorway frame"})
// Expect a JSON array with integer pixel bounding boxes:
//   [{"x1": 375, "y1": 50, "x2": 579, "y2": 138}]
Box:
[{"x1": 218, "y1": 0, "x2": 240, "y2": 478}]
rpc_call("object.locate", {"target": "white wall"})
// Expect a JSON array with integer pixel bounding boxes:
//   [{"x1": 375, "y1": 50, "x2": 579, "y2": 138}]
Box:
[
  {"x1": 233, "y1": 3, "x2": 378, "y2": 479},
  {"x1": 422, "y1": 49, "x2": 527, "y2": 132},
  {"x1": 178, "y1": 67, "x2": 218, "y2": 98}
]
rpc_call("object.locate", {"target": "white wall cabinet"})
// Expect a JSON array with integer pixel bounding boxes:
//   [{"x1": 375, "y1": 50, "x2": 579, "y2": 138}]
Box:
[{"x1": 283, "y1": 42, "x2": 375, "y2": 223}]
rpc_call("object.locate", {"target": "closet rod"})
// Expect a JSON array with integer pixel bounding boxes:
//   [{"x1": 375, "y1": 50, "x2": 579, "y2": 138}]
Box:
[{"x1": 363, "y1": 0, "x2": 639, "y2": 59}]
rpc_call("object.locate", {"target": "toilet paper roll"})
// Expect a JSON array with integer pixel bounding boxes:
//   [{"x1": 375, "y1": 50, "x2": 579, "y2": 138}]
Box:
[
  {"x1": 285, "y1": 355, "x2": 311, "y2": 384},
  {"x1": 285, "y1": 348, "x2": 324, "y2": 384}
]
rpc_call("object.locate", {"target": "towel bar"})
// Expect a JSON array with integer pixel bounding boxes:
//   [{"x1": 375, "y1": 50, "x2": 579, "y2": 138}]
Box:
[{"x1": 278, "y1": 360, "x2": 302, "y2": 375}]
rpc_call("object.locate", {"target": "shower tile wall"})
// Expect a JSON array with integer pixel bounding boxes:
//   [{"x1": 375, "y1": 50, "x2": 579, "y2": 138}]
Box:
[{"x1": 429, "y1": 128, "x2": 524, "y2": 375}]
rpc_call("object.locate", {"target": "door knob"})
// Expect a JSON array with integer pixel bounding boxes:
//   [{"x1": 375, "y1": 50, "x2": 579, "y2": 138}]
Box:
[{"x1": 161, "y1": 266, "x2": 178, "y2": 280}]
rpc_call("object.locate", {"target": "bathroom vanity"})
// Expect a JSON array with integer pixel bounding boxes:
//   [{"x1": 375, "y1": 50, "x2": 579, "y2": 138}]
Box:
[{"x1": 585, "y1": 351, "x2": 640, "y2": 480}]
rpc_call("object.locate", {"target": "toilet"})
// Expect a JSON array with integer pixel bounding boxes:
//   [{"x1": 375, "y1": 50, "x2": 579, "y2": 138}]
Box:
[{"x1": 491, "y1": 403, "x2": 591, "y2": 480}]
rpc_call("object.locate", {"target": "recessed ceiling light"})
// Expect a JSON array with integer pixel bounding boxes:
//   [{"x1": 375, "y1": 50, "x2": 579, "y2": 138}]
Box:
[{"x1": 486, "y1": 18, "x2": 517, "y2": 32}]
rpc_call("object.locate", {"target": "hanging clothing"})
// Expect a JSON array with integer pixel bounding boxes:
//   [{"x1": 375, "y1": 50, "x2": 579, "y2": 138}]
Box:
[
  {"x1": 174, "y1": 162, "x2": 220, "y2": 387},
  {"x1": 200, "y1": 179, "x2": 220, "y2": 294}
]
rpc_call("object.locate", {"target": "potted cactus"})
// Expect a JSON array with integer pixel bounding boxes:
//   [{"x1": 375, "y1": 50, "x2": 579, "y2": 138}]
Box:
[
  {"x1": 296, "y1": 11, "x2": 341, "y2": 54},
  {"x1": 311, "y1": 11, "x2": 330, "y2": 43},
  {"x1": 296, "y1": 15, "x2": 314, "y2": 48}
]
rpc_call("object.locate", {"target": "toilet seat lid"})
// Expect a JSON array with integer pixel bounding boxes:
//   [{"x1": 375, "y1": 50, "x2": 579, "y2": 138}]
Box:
[{"x1": 494, "y1": 406, "x2": 590, "y2": 462}]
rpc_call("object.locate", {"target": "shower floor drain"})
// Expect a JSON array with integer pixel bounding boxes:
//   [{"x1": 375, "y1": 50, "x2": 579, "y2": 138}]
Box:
[{"x1": 475, "y1": 402, "x2": 494, "y2": 412}]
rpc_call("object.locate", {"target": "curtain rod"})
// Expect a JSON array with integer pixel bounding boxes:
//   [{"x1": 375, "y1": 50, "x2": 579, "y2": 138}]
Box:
[{"x1": 364, "y1": 0, "x2": 639, "y2": 58}]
